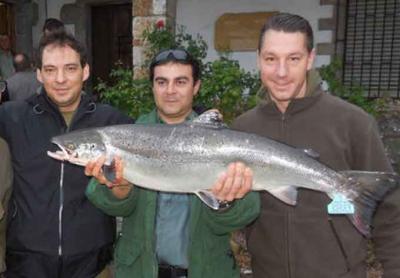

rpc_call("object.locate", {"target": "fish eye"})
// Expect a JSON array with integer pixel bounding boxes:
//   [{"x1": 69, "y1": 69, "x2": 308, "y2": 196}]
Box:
[{"x1": 66, "y1": 143, "x2": 75, "y2": 150}]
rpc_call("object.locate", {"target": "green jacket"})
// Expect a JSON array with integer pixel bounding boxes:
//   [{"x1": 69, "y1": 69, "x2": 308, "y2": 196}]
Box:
[{"x1": 86, "y1": 109, "x2": 260, "y2": 278}]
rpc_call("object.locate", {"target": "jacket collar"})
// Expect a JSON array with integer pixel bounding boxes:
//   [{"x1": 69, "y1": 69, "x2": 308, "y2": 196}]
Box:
[
  {"x1": 145, "y1": 108, "x2": 198, "y2": 124},
  {"x1": 27, "y1": 87, "x2": 96, "y2": 117},
  {"x1": 258, "y1": 69, "x2": 324, "y2": 116}
]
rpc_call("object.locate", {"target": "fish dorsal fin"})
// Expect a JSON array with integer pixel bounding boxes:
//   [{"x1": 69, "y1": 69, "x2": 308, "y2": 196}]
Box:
[
  {"x1": 195, "y1": 190, "x2": 220, "y2": 210},
  {"x1": 299, "y1": 148, "x2": 320, "y2": 160},
  {"x1": 191, "y1": 110, "x2": 227, "y2": 129},
  {"x1": 268, "y1": 186, "x2": 298, "y2": 206}
]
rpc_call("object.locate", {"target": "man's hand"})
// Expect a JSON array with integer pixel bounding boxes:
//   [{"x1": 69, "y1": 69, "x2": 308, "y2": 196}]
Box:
[
  {"x1": 211, "y1": 162, "x2": 253, "y2": 202},
  {"x1": 84, "y1": 156, "x2": 133, "y2": 199}
]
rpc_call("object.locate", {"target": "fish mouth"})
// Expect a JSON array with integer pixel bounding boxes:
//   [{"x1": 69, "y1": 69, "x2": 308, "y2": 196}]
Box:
[
  {"x1": 47, "y1": 143, "x2": 71, "y2": 160},
  {"x1": 47, "y1": 143, "x2": 85, "y2": 166}
]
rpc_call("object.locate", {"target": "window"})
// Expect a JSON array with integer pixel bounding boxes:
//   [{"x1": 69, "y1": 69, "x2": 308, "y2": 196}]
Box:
[{"x1": 343, "y1": 0, "x2": 400, "y2": 98}]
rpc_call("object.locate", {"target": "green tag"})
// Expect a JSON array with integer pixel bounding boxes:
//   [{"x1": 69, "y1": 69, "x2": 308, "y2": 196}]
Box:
[{"x1": 327, "y1": 194, "x2": 354, "y2": 214}]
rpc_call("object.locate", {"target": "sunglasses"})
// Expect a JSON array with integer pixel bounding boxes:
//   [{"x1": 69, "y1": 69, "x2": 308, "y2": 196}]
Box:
[{"x1": 152, "y1": 49, "x2": 190, "y2": 65}]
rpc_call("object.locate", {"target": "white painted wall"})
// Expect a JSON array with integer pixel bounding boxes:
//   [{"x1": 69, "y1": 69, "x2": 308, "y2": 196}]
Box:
[
  {"x1": 31, "y1": 0, "x2": 333, "y2": 72},
  {"x1": 176, "y1": 0, "x2": 333, "y2": 72}
]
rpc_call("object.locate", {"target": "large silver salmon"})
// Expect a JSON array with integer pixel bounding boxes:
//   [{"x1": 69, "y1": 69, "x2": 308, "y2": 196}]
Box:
[{"x1": 47, "y1": 115, "x2": 398, "y2": 236}]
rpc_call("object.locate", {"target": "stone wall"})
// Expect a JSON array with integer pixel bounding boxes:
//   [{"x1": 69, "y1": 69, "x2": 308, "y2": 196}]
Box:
[
  {"x1": 378, "y1": 101, "x2": 400, "y2": 174},
  {"x1": 132, "y1": 0, "x2": 177, "y2": 78}
]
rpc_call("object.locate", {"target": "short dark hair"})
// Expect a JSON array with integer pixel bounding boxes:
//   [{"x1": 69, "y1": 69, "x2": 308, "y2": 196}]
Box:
[
  {"x1": 42, "y1": 18, "x2": 65, "y2": 35},
  {"x1": 37, "y1": 32, "x2": 87, "y2": 69},
  {"x1": 149, "y1": 49, "x2": 200, "y2": 83},
  {"x1": 258, "y1": 13, "x2": 314, "y2": 52},
  {"x1": 13, "y1": 53, "x2": 31, "y2": 72}
]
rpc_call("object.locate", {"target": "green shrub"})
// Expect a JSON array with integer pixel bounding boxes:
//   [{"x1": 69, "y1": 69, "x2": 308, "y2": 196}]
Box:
[
  {"x1": 142, "y1": 22, "x2": 207, "y2": 68},
  {"x1": 199, "y1": 56, "x2": 260, "y2": 122},
  {"x1": 97, "y1": 68, "x2": 153, "y2": 119},
  {"x1": 319, "y1": 58, "x2": 387, "y2": 117}
]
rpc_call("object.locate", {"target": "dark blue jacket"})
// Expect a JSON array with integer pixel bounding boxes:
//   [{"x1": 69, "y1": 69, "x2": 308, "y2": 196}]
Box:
[{"x1": 0, "y1": 90, "x2": 134, "y2": 276}]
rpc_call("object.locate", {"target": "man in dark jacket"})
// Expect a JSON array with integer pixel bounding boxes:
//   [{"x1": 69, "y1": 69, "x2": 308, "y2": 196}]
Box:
[
  {"x1": 0, "y1": 32, "x2": 133, "y2": 277},
  {"x1": 232, "y1": 13, "x2": 400, "y2": 278}
]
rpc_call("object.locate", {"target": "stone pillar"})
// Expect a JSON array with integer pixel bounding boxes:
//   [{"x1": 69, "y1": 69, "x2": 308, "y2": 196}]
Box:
[
  {"x1": 132, "y1": 0, "x2": 176, "y2": 78},
  {"x1": 318, "y1": 0, "x2": 347, "y2": 64},
  {"x1": 14, "y1": 0, "x2": 38, "y2": 59}
]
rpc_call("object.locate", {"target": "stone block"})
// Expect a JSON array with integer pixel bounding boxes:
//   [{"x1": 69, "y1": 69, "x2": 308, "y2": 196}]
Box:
[
  {"x1": 61, "y1": 4, "x2": 82, "y2": 24},
  {"x1": 152, "y1": 0, "x2": 167, "y2": 15},
  {"x1": 133, "y1": 66, "x2": 148, "y2": 79},
  {"x1": 133, "y1": 45, "x2": 145, "y2": 67},
  {"x1": 317, "y1": 42, "x2": 335, "y2": 55},
  {"x1": 320, "y1": 0, "x2": 336, "y2": 5},
  {"x1": 318, "y1": 18, "x2": 335, "y2": 31},
  {"x1": 132, "y1": 16, "x2": 165, "y2": 40},
  {"x1": 133, "y1": 0, "x2": 152, "y2": 16},
  {"x1": 132, "y1": 38, "x2": 143, "y2": 46}
]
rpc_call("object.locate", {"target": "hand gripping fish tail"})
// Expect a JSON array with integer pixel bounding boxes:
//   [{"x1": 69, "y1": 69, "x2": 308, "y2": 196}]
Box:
[{"x1": 339, "y1": 171, "x2": 400, "y2": 237}]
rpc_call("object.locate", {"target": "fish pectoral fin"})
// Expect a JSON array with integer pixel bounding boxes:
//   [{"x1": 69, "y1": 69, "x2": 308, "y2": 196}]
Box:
[
  {"x1": 102, "y1": 161, "x2": 116, "y2": 182},
  {"x1": 269, "y1": 186, "x2": 298, "y2": 206},
  {"x1": 195, "y1": 190, "x2": 220, "y2": 210}
]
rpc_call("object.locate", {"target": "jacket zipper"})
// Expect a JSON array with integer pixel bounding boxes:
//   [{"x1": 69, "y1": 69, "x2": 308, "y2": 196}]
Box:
[
  {"x1": 152, "y1": 193, "x2": 159, "y2": 278},
  {"x1": 282, "y1": 114, "x2": 290, "y2": 277},
  {"x1": 281, "y1": 113, "x2": 286, "y2": 140},
  {"x1": 58, "y1": 163, "x2": 65, "y2": 256},
  {"x1": 58, "y1": 121, "x2": 71, "y2": 257},
  {"x1": 328, "y1": 217, "x2": 351, "y2": 271},
  {"x1": 281, "y1": 113, "x2": 292, "y2": 278}
]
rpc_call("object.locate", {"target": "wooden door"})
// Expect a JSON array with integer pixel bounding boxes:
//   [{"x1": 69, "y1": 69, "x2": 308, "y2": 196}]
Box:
[
  {"x1": 0, "y1": 2, "x2": 15, "y2": 49},
  {"x1": 91, "y1": 3, "x2": 132, "y2": 88}
]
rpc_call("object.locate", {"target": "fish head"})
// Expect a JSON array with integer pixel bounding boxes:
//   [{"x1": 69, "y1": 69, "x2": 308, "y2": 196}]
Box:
[{"x1": 47, "y1": 128, "x2": 107, "y2": 166}]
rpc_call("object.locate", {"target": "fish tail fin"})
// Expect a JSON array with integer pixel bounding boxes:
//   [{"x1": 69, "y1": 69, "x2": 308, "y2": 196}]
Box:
[
  {"x1": 340, "y1": 171, "x2": 399, "y2": 237},
  {"x1": 195, "y1": 190, "x2": 220, "y2": 210}
]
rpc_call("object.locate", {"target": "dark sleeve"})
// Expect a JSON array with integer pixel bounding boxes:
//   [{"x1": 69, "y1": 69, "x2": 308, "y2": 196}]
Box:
[
  {"x1": 351, "y1": 115, "x2": 400, "y2": 277},
  {"x1": 0, "y1": 90, "x2": 9, "y2": 105},
  {"x1": 0, "y1": 106, "x2": 6, "y2": 139},
  {"x1": 0, "y1": 101, "x2": 22, "y2": 142},
  {"x1": 86, "y1": 178, "x2": 138, "y2": 217},
  {"x1": 372, "y1": 187, "x2": 400, "y2": 278}
]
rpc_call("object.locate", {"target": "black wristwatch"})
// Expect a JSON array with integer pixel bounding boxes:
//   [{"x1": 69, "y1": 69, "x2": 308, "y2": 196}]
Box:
[{"x1": 217, "y1": 200, "x2": 234, "y2": 211}]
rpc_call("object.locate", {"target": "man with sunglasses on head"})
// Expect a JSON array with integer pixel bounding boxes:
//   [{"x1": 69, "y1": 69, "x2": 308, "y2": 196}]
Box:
[{"x1": 84, "y1": 48, "x2": 260, "y2": 278}]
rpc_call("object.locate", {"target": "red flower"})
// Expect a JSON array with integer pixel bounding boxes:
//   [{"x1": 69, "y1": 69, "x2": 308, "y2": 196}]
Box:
[{"x1": 156, "y1": 20, "x2": 165, "y2": 29}]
